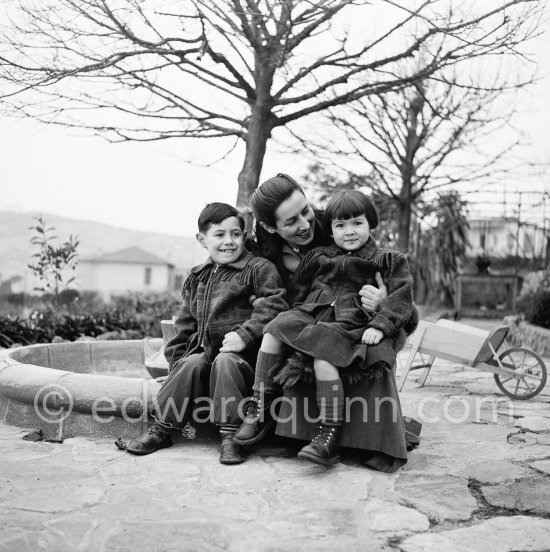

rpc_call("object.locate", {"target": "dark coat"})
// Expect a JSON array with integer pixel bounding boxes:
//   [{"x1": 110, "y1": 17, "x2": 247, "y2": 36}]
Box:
[
  {"x1": 289, "y1": 238, "x2": 414, "y2": 337},
  {"x1": 164, "y1": 251, "x2": 287, "y2": 370},
  {"x1": 271, "y1": 238, "x2": 414, "y2": 387}
]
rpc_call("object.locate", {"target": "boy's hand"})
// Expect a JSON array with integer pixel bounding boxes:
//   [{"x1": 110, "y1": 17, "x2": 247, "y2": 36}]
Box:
[
  {"x1": 362, "y1": 327, "x2": 384, "y2": 345},
  {"x1": 220, "y1": 331, "x2": 246, "y2": 353},
  {"x1": 249, "y1": 294, "x2": 262, "y2": 308}
]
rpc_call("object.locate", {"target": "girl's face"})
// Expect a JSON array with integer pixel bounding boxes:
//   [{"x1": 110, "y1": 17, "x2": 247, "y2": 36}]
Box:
[
  {"x1": 265, "y1": 190, "x2": 315, "y2": 249},
  {"x1": 331, "y1": 214, "x2": 371, "y2": 251}
]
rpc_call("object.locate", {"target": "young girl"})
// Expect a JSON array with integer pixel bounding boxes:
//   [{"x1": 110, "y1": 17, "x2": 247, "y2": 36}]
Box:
[{"x1": 234, "y1": 189, "x2": 414, "y2": 466}]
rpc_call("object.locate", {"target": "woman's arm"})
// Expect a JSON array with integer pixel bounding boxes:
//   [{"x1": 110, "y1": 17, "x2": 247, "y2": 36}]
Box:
[
  {"x1": 359, "y1": 272, "x2": 388, "y2": 311},
  {"x1": 367, "y1": 254, "x2": 414, "y2": 337},
  {"x1": 360, "y1": 270, "x2": 419, "y2": 335}
]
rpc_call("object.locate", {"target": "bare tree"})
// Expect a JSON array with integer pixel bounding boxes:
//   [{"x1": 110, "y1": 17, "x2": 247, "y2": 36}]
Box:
[
  {"x1": 0, "y1": 0, "x2": 542, "y2": 207},
  {"x1": 298, "y1": 71, "x2": 531, "y2": 252}
]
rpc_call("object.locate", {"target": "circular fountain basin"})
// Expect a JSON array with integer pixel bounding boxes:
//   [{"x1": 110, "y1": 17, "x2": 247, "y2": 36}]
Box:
[{"x1": 0, "y1": 339, "x2": 165, "y2": 441}]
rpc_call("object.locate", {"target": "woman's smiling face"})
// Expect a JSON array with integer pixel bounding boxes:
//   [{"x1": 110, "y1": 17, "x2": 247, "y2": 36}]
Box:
[{"x1": 270, "y1": 190, "x2": 315, "y2": 249}]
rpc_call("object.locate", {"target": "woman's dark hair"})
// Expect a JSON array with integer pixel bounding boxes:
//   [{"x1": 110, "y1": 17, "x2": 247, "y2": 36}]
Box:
[
  {"x1": 248, "y1": 173, "x2": 329, "y2": 283},
  {"x1": 250, "y1": 173, "x2": 304, "y2": 227},
  {"x1": 324, "y1": 189, "x2": 379, "y2": 234},
  {"x1": 197, "y1": 202, "x2": 244, "y2": 233}
]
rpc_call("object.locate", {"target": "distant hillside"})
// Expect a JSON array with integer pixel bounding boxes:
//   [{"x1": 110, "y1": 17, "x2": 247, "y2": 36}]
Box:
[{"x1": 0, "y1": 211, "x2": 204, "y2": 281}]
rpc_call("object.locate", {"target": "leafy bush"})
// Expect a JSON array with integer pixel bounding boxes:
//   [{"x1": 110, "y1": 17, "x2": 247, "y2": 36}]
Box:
[
  {"x1": 518, "y1": 271, "x2": 546, "y2": 299},
  {"x1": 518, "y1": 289, "x2": 550, "y2": 329},
  {"x1": 110, "y1": 291, "x2": 181, "y2": 337},
  {"x1": 0, "y1": 290, "x2": 181, "y2": 347},
  {"x1": 5, "y1": 293, "x2": 26, "y2": 307},
  {"x1": 74, "y1": 290, "x2": 107, "y2": 313},
  {"x1": 0, "y1": 293, "x2": 28, "y2": 317},
  {"x1": 0, "y1": 309, "x2": 147, "y2": 347},
  {"x1": 0, "y1": 316, "x2": 49, "y2": 347}
]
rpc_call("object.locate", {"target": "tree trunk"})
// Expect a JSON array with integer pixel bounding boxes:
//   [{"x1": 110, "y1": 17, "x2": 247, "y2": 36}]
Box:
[
  {"x1": 396, "y1": 91, "x2": 422, "y2": 254},
  {"x1": 397, "y1": 196, "x2": 412, "y2": 254},
  {"x1": 236, "y1": 104, "x2": 274, "y2": 210}
]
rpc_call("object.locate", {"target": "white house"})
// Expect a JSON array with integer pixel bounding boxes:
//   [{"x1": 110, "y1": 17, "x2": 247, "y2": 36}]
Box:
[
  {"x1": 467, "y1": 217, "x2": 547, "y2": 260},
  {"x1": 78, "y1": 246, "x2": 175, "y2": 299}
]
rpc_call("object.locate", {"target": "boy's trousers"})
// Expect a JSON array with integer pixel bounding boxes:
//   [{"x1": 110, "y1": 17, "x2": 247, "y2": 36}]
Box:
[{"x1": 152, "y1": 352, "x2": 255, "y2": 428}]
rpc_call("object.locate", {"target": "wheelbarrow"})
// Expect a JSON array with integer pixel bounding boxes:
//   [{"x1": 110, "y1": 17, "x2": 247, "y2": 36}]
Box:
[{"x1": 398, "y1": 319, "x2": 547, "y2": 400}]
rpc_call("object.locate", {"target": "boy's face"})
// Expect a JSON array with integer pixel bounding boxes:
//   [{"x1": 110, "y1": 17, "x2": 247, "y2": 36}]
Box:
[
  {"x1": 331, "y1": 214, "x2": 371, "y2": 251},
  {"x1": 197, "y1": 216, "x2": 245, "y2": 265}
]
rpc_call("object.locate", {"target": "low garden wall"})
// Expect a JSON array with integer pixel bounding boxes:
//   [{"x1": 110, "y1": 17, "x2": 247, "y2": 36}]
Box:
[{"x1": 504, "y1": 316, "x2": 550, "y2": 358}]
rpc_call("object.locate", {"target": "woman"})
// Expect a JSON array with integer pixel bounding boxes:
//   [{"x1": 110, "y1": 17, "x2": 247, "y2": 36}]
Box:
[{"x1": 248, "y1": 173, "x2": 420, "y2": 472}]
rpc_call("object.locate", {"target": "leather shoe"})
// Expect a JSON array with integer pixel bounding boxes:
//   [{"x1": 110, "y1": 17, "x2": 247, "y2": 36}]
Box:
[
  {"x1": 219, "y1": 434, "x2": 246, "y2": 465},
  {"x1": 126, "y1": 424, "x2": 173, "y2": 455},
  {"x1": 233, "y1": 399, "x2": 274, "y2": 446},
  {"x1": 297, "y1": 424, "x2": 341, "y2": 466}
]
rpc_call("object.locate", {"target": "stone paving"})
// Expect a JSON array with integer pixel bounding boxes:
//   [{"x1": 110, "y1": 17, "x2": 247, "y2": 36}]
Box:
[{"x1": 1, "y1": 321, "x2": 550, "y2": 551}]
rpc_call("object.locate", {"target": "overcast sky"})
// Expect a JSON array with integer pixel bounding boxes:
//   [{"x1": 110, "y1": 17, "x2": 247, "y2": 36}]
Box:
[
  {"x1": 0, "y1": 116, "x2": 305, "y2": 237},
  {"x1": 1, "y1": 112, "x2": 317, "y2": 237},
  {"x1": 1, "y1": 6, "x2": 549, "y2": 237}
]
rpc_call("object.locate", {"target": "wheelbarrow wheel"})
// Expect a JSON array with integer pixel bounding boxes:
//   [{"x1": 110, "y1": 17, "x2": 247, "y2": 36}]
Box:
[{"x1": 494, "y1": 347, "x2": 547, "y2": 400}]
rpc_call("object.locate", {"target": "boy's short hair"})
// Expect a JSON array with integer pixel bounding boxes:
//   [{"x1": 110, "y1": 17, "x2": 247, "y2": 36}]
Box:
[
  {"x1": 198, "y1": 202, "x2": 245, "y2": 233},
  {"x1": 324, "y1": 189, "x2": 379, "y2": 233}
]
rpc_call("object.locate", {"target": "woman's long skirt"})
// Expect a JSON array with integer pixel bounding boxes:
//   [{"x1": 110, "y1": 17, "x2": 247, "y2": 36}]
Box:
[{"x1": 275, "y1": 369, "x2": 421, "y2": 473}]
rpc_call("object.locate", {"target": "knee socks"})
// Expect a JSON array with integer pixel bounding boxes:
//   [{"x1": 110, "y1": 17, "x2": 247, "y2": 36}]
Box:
[
  {"x1": 252, "y1": 350, "x2": 282, "y2": 398},
  {"x1": 316, "y1": 378, "x2": 344, "y2": 425}
]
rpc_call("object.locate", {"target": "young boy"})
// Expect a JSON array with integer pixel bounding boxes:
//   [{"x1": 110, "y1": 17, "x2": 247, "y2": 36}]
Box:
[{"x1": 126, "y1": 202, "x2": 287, "y2": 464}]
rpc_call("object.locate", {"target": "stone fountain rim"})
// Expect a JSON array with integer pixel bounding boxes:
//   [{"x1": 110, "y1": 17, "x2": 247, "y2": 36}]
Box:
[{"x1": 0, "y1": 339, "x2": 162, "y2": 441}]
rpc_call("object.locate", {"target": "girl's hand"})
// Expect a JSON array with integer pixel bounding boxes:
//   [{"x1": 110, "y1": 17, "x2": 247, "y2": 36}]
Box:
[
  {"x1": 362, "y1": 327, "x2": 384, "y2": 345},
  {"x1": 220, "y1": 332, "x2": 246, "y2": 353},
  {"x1": 359, "y1": 272, "x2": 388, "y2": 312}
]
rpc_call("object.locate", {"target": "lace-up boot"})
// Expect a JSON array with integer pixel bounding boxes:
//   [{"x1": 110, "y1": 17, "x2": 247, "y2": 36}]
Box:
[
  {"x1": 297, "y1": 423, "x2": 341, "y2": 466},
  {"x1": 233, "y1": 396, "x2": 274, "y2": 445}
]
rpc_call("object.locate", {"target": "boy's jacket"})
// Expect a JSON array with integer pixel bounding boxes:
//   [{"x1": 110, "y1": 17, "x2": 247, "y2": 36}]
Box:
[{"x1": 164, "y1": 250, "x2": 287, "y2": 369}]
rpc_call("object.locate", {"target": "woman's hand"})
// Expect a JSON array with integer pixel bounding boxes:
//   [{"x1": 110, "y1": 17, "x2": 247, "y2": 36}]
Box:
[
  {"x1": 361, "y1": 327, "x2": 384, "y2": 345},
  {"x1": 220, "y1": 331, "x2": 246, "y2": 353},
  {"x1": 359, "y1": 272, "x2": 387, "y2": 312}
]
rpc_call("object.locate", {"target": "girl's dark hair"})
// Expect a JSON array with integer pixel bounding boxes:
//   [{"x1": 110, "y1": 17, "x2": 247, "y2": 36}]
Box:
[
  {"x1": 324, "y1": 190, "x2": 379, "y2": 234},
  {"x1": 250, "y1": 173, "x2": 303, "y2": 227},
  {"x1": 197, "y1": 202, "x2": 244, "y2": 233}
]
